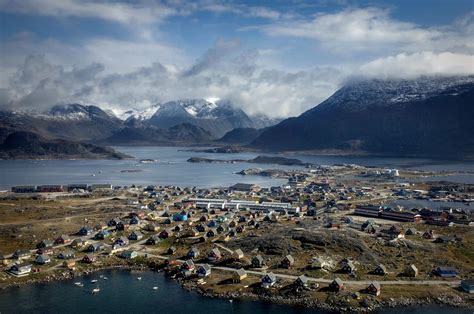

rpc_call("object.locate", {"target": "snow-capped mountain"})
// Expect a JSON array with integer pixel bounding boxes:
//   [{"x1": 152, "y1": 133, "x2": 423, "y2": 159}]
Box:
[
  {"x1": 309, "y1": 76, "x2": 474, "y2": 113},
  {"x1": 112, "y1": 99, "x2": 280, "y2": 137},
  {"x1": 252, "y1": 76, "x2": 474, "y2": 158},
  {"x1": 126, "y1": 99, "x2": 256, "y2": 137},
  {"x1": 0, "y1": 104, "x2": 123, "y2": 142}
]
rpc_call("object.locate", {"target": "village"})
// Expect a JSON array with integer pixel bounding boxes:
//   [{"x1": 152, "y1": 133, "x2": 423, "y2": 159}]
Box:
[{"x1": 0, "y1": 164, "x2": 473, "y2": 310}]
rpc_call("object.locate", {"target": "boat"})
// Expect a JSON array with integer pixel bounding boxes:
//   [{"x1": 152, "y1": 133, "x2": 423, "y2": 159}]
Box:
[
  {"x1": 103, "y1": 277, "x2": 108, "y2": 280},
  {"x1": 137, "y1": 277, "x2": 142, "y2": 280},
  {"x1": 99, "y1": 275, "x2": 104, "y2": 278},
  {"x1": 91, "y1": 279, "x2": 98, "y2": 283},
  {"x1": 92, "y1": 287, "x2": 100, "y2": 294},
  {"x1": 74, "y1": 282, "x2": 83, "y2": 287},
  {"x1": 152, "y1": 286, "x2": 158, "y2": 290}
]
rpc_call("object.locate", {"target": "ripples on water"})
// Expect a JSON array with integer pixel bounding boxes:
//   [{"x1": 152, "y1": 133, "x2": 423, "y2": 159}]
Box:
[{"x1": 0, "y1": 146, "x2": 473, "y2": 189}]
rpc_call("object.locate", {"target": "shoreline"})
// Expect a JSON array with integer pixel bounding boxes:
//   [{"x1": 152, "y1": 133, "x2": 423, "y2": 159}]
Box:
[{"x1": 1, "y1": 263, "x2": 471, "y2": 312}]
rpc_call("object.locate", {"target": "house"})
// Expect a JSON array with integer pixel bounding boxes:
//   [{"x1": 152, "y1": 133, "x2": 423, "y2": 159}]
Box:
[
  {"x1": 294, "y1": 275, "x2": 309, "y2": 288},
  {"x1": 159, "y1": 228, "x2": 173, "y2": 239},
  {"x1": 180, "y1": 259, "x2": 195, "y2": 275},
  {"x1": 36, "y1": 240, "x2": 54, "y2": 249},
  {"x1": 88, "y1": 243, "x2": 104, "y2": 252},
  {"x1": 373, "y1": 264, "x2": 387, "y2": 275},
  {"x1": 128, "y1": 231, "x2": 144, "y2": 241},
  {"x1": 130, "y1": 216, "x2": 140, "y2": 225},
  {"x1": 261, "y1": 272, "x2": 277, "y2": 288},
  {"x1": 434, "y1": 235, "x2": 455, "y2": 244},
  {"x1": 108, "y1": 217, "x2": 122, "y2": 227},
  {"x1": 232, "y1": 249, "x2": 244, "y2": 260},
  {"x1": 146, "y1": 235, "x2": 161, "y2": 245},
  {"x1": 207, "y1": 220, "x2": 217, "y2": 228},
  {"x1": 187, "y1": 247, "x2": 200, "y2": 259},
  {"x1": 35, "y1": 254, "x2": 51, "y2": 265},
  {"x1": 57, "y1": 250, "x2": 75, "y2": 260},
  {"x1": 94, "y1": 230, "x2": 110, "y2": 240},
  {"x1": 342, "y1": 261, "x2": 356, "y2": 273},
  {"x1": 405, "y1": 228, "x2": 417, "y2": 235},
  {"x1": 281, "y1": 255, "x2": 295, "y2": 269},
  {"x1": 196, "y1": 224, "x2": 208, "y2": 232},
  {"x1": 208, "y1": 248, "x2": 222, "y2": 262},
  {"x1": 206, "y1": 228, "x2": 216, "y2": 238},
  {"x1": 435, "y1": 266, "x2": 457, "y2": 278},
  {"x1": 233, "y1": 268, "x2": 248, "y2": 283},
  {"x1": 82, "y1": 254, "x2": 96, "y2": 264},
  {"x1": 115, "y1": 236, "x2": 130, "y2": 246},
  {"x1": 13, "y1": 249, "x2": 31, "y2": 260},
  {"x1": 187, "y1": 228, "x2": 200, "y2": 237},
  {"x1": 460, "y1": 279, "x2": 474, "y2": 293},
  {"x1": 63, "y1": 260, "x2": 76, "y2": 269},
  {"x1": 197, "y1": 264, "x2": 212, "y2": 277},
  {"x1": 55, "y1": 234, "x2": 71, "y2": 245},
  {"x1": 121, "y1": 250, "x2": 138, "y2": 259},
  {"x1": 422, "y1": 230, "x2": 435, "y2": 239},
  {"x1": 116, "y1": 221, "x2": 130, "y2": 231},
  {"x1": 252, "y1": 255, "x2": 265, "y2": 268},
  {"x1": 36, "y1": 247, "x2": 54, "y2": 255},
  {"x1": 230, "y1": 183, "x2": 261, "y2": 193},
  {"x1": 71, "y1": 238, "x2": 87, "y2": 248},
  {"x1": 366, "y1": 281, "x2": 381, "y2": 296},
  {"x1": 167, "y1": 246, "x2": 177, "y2": 255},
  {"x1": 9, "y1": 263, "x2": 32, "y2": 276},
  {"x1": 173, "y1": 224, "x2": 184, "y2": 233},
  {"x1": 329, "y1": 278, "x2": 344, "y2": 292},
  {"x1": 145, "y1": 222, "x2": 160, "y2": 232},
  {"x1": 405, "y1": 264, "x2": 418, "y2": 277}
]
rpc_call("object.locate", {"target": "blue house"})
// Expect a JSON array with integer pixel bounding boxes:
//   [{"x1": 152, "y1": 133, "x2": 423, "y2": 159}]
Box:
[
  {"x1": 207, "y1": 220, "x2": 217, "y2": 228},
  {"x1": 261, "y1": 273, "x2": 277, "y2": 288},
  {"x1": 130, "y1": 216, "x2": 140, "y2": 225},
  {"x1": 460, "y1": 279, "x2": 474, "y2": 293},
  {"x1": 187, "y1": 247, "x2": 200, "y2": 259},
  {"x1": 94, "y1": 230, "x2": 110, "y2": 240},
  {"x1": 435, "y1": 266, "x2": 457, "y2": 278},
  {"x1": 78, "y1": 227, "x2": 93, "y2": 236},
  {"x1": 121, "y1": 250, "x2": 138, "y2": 259},
  {"x1": 173, "y1": 213, "x2": 188, "y2": 222}
]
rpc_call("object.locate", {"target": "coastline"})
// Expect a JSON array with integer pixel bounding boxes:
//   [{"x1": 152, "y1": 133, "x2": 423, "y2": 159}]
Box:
[{"x1": 1, "y1": 262, "x2": 471, "y2": 313}]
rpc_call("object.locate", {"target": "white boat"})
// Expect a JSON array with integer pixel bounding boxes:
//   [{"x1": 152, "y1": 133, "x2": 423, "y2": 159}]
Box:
[
  {"x1": 91, "y1": 279, "x2": 98, "y2": 283},
  {"x1": 99, "y1": 275, "x2": 104, "y2": 278},
  {"x1": 152, "y1": 286, "x2": 158, "y2": 290},
  {"x1": 103, "y1": 277, "x2": 108, "y2": 280},
  {"x1": 137, "y1": 277, "x2": 142, "y2": 280},
  {"x1": 92, "y1": 287, "x2": 100, "y2": 294},
  {"x1": 74, "y1": 282, "x2": 83, "y2": 287}
]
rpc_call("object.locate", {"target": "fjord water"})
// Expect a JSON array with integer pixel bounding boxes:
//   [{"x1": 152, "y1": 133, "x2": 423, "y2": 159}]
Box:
[
  {"x1": 0, "y1": 146, "x2": 473, "y2": 190},
  {"x1": 0, "y1": 270, "x2": 470, "y2": 314}
]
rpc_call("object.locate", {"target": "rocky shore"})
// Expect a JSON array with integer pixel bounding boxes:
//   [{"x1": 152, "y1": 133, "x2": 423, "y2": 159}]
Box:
[{"x1": 1, "y1": 262, "x2": 471, "y2": 312}]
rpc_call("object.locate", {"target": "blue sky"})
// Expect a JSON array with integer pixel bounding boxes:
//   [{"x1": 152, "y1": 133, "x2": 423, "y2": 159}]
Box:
[{"x1": 0, "y1": 0, "x2": 473, "y2": 117}]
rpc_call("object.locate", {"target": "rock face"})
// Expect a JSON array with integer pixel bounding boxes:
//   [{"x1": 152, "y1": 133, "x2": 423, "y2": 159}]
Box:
[
  {"x1": 101, "y1": 124, "x2": 213, "y2": 145},
  {"x1": 251, "y1": 76, "x2": 474, "y2": 159},
  {"x1": 0, "y1": 131, "x2": 129, "y2": 159},
  {"x1": 216, "y1": 128, "x2": 264, "y2": 145}
]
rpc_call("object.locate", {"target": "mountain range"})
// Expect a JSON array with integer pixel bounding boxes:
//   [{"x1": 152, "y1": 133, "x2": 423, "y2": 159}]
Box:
[
  {"x1": 1, "y1": 76, "x2": 473, "y2": 159},
  {"x1": 250, "y1": 76, "x2": 474, "y2": 158}
]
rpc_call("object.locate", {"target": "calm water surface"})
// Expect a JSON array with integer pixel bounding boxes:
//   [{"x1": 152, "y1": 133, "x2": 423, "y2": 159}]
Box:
[
  {"x1": 0, "y1": 270, "x2": 469, "y2": 314},
  {"x1": 0, "y1": 146, "x2": 473, "y2": 189}
]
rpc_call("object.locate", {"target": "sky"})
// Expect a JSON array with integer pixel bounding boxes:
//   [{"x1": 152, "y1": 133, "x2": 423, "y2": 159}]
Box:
[{"x1": 0, "y1": 0, "x2": 473, "y2": 118}]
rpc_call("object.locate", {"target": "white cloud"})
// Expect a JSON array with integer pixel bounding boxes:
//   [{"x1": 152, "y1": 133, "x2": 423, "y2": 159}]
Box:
[
  {"x1": 357, "y1": 52, "x2": 474, "y2": 79},
  {"x1": 0, "y1": 0, "x2": 177, "y2": 25},
  {"x1": 254, "y1": 7, "x2": 473, "y2": 54}
]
